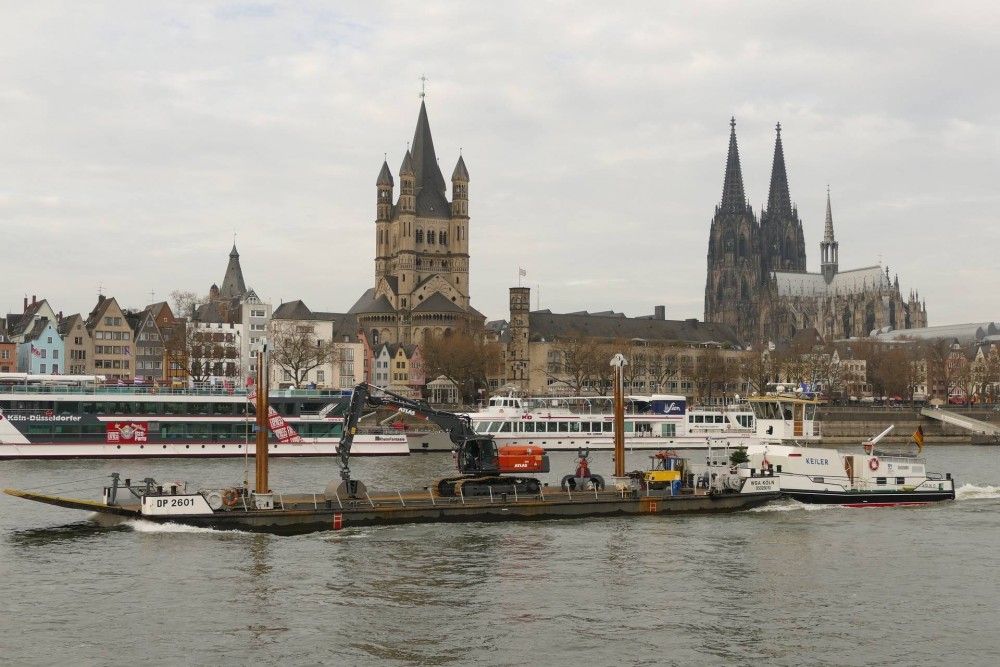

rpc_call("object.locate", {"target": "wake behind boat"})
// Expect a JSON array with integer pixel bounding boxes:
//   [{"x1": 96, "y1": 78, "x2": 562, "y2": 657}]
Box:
[{"x1": 737, "y1": 389, "x2": 955, "y2": 506}]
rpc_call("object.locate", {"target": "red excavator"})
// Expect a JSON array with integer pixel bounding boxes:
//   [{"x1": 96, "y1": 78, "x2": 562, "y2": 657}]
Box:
[{"x1": 337, "y1": 383, "x2": 549, "y2": 497}]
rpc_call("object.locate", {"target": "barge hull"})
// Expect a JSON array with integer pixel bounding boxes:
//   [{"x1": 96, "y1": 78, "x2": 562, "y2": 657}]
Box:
[{"x1": 5, "y1": 487, "x2": 780, "y2": 536}]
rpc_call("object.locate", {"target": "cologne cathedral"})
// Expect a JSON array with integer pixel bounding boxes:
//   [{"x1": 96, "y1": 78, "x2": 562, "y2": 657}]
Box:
[{"x1": 704, "y1": 119, "x2": 927, "y2": 346}]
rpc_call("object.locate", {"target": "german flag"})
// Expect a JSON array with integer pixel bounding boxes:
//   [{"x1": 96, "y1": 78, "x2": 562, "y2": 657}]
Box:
[{"x1": 912, "y1": 425, "x2": 925, "y2": 454}]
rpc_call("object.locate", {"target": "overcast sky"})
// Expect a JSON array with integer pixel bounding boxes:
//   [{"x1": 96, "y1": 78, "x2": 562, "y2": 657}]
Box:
[{"x1": 2, "y1": 2, "x2": 998, "y2": 329}]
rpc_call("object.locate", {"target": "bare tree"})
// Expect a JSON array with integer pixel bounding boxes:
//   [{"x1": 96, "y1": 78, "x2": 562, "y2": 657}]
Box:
[
  {"x1": 169, "y1": 290, "x2": 206, "y2": 319},
  {"x1": 421, "y1": 325, "x2": 502, "y2": 403},
  {"x1": 694, "y1": 347, "x2": 732, "y2": 402},
  {"x1": 646, "y1": 343, "x2": 681, "y2": 394},
  {"x1": 163, "y1": 322, "x2": 240, "y2": 386},
  {"x1": 540, "y1": 331, "x2": 608, "y2": 394},
  {"x1": 740, "y1": 351, "x2": 775, "y2": 397},
  {"x1": 269, "y1": 320, "x2": 342, "y2": 387}
]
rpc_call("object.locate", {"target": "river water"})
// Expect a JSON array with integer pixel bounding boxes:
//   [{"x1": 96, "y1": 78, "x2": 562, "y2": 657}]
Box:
[{"x1": 1, "y1": 445, "x2": 998, "y2": 667}]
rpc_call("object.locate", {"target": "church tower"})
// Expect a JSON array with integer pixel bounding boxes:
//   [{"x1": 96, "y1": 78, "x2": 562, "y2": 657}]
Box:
[
  {"x1": 352, "y1": 98, "x2": 484, "y2": 346},
  {"x1": 759, "y1": 123, "x2": 806, "y2": 276},
  {"x1": 507, "y1": 287, "x2": 531, "y2": 390},
  {"x1": 820, "y1": 189, "x2": 839, "y2": 283},
  {"x1": 705, "y1": 118, "x2": 763, "y2": 345}
]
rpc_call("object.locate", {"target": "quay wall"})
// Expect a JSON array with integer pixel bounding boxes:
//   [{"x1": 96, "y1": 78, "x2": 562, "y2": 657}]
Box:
[{"x1": 817, "y1": 408, "x2": 1000, "y2": 445}]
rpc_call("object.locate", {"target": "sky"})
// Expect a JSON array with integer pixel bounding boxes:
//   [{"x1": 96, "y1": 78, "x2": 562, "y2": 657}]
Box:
[{"x1": 2, "y1": 1, "x2": 998, "y2": 328}]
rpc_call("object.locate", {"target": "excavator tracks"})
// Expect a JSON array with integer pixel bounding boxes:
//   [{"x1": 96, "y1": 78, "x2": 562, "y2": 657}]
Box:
[{"x1": 433, "y1": 475, "x2": 542, "y2": 498}]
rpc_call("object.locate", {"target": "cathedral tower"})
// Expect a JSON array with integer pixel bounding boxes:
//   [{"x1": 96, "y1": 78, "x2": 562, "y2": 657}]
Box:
[
  {"x1": 759, "y1": 123, "x2": 806, "y2": 276},
  {"x1": 704, "y1": 118, "x2": 763, "y2": 345}
]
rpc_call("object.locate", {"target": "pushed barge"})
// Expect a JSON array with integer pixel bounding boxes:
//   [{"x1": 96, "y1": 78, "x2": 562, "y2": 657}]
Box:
[{"x1": 5, "y1": 352, "x2": 779, "y2": 535}]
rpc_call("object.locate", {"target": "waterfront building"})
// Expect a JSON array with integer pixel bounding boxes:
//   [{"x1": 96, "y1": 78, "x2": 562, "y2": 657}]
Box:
[
  {"x1": 349, "y1": 100, "x2": 485, "y2": 347},
  {"x1": 193, "y1": 244, "x2": 272, "y2": 386},
  {"x1": 496, "y1": 286, "x2": 744, "y2": 400},
  {"x1": 704, "y1": 120, "x2": 928, "y2": 346},
  {"x1": 85, "y1": 295, "x2": 133, "y2": 381},
  {"x1": 6, "y1": 297, "x2": 65, "y2": 375},
  {"x1": 58, "y1": 313, "x2": 91, "y2": 375},
  {"x1": 269, "y1": 300, "x2": 362, "y2": 390}
]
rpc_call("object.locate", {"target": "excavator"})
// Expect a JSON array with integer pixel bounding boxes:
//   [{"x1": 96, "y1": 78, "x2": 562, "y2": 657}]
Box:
[{"x1": 336, "y1": 383, "x2": 549, "y2": 498}]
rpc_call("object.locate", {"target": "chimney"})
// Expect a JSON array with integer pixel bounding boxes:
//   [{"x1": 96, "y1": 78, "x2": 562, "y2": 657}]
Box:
[
  {"x1": 654, "y1": 305, "x2": 665, "y2": 321},
  {"x1": 23, "y1": 297, "x2": 28, "y2": 312}
]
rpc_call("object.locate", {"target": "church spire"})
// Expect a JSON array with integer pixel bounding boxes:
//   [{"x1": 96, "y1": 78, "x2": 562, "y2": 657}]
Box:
[
  {"x1": 766, "y1": 122, "x2": 793, "y2": 217},
  {"x1": 720, "y1": 117, "x2": 748, "y2": 214},
  {"x1": 220, "y1": 243, "x2": 247, "y2": 299},
  {"x1": 411, "y1": 100, "x2": 447, "y2": 197}
]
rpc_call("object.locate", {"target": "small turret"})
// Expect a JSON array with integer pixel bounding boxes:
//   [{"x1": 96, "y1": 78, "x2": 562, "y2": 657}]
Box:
[
  {"x1": 399, "y1": 150, "x2": 415, "y2": 213},
  {"x1": 451, "y1": 155, "x2": 469, "y2": 217},
  {"x1": 376, "y1": 160, "x2": 394, "y2": 221}
]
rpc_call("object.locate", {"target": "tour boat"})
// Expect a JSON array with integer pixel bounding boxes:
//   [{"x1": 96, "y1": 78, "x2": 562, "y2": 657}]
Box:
[
  {"x1": 0, "y1": 373, "x2": 408, "y2": 459},
  {"x1": 737, "y1": 390, "x2": 955, "y2": 506},
  {"x1": 461, "y1": 390, "x2": 759, "y2": 455}
]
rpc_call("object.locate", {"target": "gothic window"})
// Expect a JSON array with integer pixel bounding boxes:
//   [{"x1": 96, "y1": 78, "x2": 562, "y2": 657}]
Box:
[
  {"x1": 439, "y1": 231, "x2": 447, "y2": 245},
  {"x1": 725, "y1": 234, "x2": 735, "y2": 252},
  {"x1": 739, "y1": 235, "x2": 748, "y2": 258},
  {"x1": 741, "y1": 277, "x2": 749, "y2": 300},
  {"x1": 427, "y1": 230, "x2": 436, "y2": 244},
  {"x1": 842, "y1": 307, "x2": 851, "y2": 339},
  {"x1": 415, "y1": 229, "x2": 423, "y2": 243},
  {"x1": 716, "y1": 280, "x2": 724, "y2": 302}
]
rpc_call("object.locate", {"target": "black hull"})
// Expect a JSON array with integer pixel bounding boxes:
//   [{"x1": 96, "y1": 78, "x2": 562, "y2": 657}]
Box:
[
  {"x1": 784, "y1": 489, "x2": 955, "y2": 506},
  {"x1": 5, "y1": 487, "x2": 781, "y2": 536}
]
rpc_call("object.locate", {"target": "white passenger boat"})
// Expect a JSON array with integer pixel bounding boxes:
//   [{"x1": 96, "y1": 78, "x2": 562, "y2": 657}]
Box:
[
  {"x1": 0, "y1": 373, "x2": 408, "y2": 459},
  {"x1": 737, "y1": 390, "x2": 955, "y2": 505},
  {"x1": 458, "y1": 390, "x2": 760, "y2": 455}
]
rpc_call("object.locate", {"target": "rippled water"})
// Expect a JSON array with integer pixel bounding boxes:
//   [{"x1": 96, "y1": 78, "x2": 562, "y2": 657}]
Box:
[{"x1": 2, "y1": 447, "x2": 999, "y2": 666}]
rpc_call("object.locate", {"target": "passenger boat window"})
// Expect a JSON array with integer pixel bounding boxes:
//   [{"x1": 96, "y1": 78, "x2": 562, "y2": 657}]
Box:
[
  {"x1": 805, "y1": 404, "x2": 816, "y2": 420},
  {"x1": 499, "y1": 422, "x2": 511, "y2": 433},
  {"x1": 603, "y1": 422, "x2": 613, "y2": 433},
  {"x1": 811, "y1": 477, "x2": 824, "y2": 483},
  {"x1": 524, "y1": 422, "x2": 535, "y2": 433},
  {"x1": 876, "y1": 477, "x2": 887, "y2": 486},
  {"x1": 558, "y1": 422, "x2": 569, "y2": 432},
  {"x1": 659, "y1": 424, "x2": 676, "y2": 437},
  {"x1": 547, "y1": 422, "x2": 558, "y2": 433},
  {"x1": 569, "y1": 422, "x2": 581, "y2": 433},
  {"x1": 715, "y1": 415, "x2": 724, "y2": 424},
  {"x1": 896, "y1": 477, "x2": 905, "y2": 484},
  {"x1": 624, "y1": 421, "x2": 634, "y2": 433}
]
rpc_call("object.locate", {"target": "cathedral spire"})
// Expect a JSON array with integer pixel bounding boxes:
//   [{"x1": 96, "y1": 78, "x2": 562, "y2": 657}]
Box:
[
  {"x1": 766, "y1": 122, "x2": 793, "y2": 217},
  {"x1": 720, "y1": 117, "x2": 748, "y2": 214},
  {"x1": 823, "y1": 186, "x2": 835, "y2": 243},
  {"x1": 820, "y1": 187, "x2": 839, "y2": 283}
]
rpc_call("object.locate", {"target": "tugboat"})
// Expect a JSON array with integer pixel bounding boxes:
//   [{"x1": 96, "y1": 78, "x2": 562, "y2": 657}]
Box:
[{"x1": 738, "y1": 390, "x2": 955, "y2": 506}]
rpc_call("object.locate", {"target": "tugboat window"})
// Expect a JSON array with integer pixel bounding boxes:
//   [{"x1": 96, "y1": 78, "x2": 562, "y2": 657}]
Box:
[{"x1": 876, "y1": 477, "x2": 887, "y2": 486}]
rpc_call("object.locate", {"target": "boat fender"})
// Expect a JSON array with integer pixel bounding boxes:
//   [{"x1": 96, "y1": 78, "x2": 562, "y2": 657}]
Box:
[
  {"x1": 222, "y1": 487, "x2": 239, "y2": 507},
  {"x1": 869, "y1": 457, "x2": 880, "y2": 472}
]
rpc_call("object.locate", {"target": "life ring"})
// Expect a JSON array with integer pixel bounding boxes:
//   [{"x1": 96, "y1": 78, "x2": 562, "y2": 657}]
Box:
[
  {"x1": 222, "y1": 488, "x2": 239, "y2": 507},
  {"x1": 869, "y1": 457, "x2": 880, "y2": 472}
]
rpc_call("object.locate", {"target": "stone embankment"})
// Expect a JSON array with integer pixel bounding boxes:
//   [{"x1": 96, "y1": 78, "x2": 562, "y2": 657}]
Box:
[{"x1": 818, "y1": 407, "x2": 1000, "y2": 445}]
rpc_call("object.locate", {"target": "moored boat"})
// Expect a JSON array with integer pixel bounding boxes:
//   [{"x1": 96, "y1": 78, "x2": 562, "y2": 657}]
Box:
[
  {"x1": 0, "y1": 372, "x2": 407, "y2": 459},
  {"x1": 737, "y1": 390, "x2": 955, "y2": 506},
  {"x1": 459, "y1": 390, "x2": 759, "y2": 454}
]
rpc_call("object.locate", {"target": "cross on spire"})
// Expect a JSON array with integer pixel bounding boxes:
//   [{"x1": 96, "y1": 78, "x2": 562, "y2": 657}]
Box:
[{"x1": 419, "y1": 74, "x2": 427, "y2": 99}]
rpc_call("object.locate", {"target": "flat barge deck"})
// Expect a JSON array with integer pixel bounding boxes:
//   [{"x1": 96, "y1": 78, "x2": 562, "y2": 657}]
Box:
[{"x1": 5, "y1": 481, "x2": 780, "y2": 536}]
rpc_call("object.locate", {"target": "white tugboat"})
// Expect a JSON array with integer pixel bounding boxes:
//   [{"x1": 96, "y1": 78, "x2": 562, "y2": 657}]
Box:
[{"x1": 738, "y1": 390, "x2": 955, "y2": 506}]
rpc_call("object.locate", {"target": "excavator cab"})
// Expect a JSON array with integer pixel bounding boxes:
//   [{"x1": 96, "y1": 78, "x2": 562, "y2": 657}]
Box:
[{"x1": 457, "y1": 437, "x2": 500, "y2": 474}]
